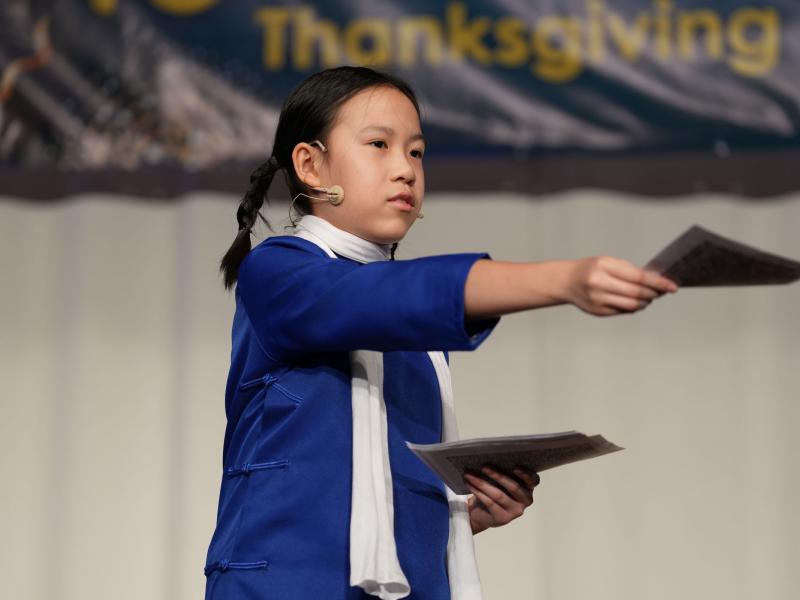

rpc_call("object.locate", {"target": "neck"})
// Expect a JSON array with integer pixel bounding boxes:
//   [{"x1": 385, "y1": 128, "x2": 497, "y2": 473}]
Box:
[{"x1": 294, "y1": 214, "x2": 394, "y2": 263}]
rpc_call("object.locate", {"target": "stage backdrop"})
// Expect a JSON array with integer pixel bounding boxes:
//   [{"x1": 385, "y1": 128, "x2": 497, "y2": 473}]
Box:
[
  {"x1": 1, "y1": 0, "x2": 799, "y2": 197},
  {"x1": 2, "y1": 190, "x2": 799, "y2": 600}
]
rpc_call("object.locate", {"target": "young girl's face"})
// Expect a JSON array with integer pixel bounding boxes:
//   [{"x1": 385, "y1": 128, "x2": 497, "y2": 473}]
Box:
[{"x1": 310, "y1": 85, "x2": 425, "y2": 244}]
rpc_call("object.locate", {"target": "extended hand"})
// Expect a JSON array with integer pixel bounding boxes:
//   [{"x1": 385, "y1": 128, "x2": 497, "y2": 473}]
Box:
[
  {"x1": 465, "y1": 466, "x2": 540, "y2": 535},
  {"x1": 565, "y1": 256, "x2": 678, "y2": 316}
]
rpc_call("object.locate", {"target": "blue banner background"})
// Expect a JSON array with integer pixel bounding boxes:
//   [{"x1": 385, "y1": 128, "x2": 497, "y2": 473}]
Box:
[{"x1": 0, "y1": 0, "x2": 798, "y2": 195}]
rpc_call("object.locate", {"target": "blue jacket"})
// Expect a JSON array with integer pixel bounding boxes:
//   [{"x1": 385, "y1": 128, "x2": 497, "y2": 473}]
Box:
[{"x1": 204, "y1": 235, "x2": 499, "y2": 599}]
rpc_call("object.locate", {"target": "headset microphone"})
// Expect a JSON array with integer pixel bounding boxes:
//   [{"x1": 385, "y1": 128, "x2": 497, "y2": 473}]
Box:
[
  {"x1": 292, "y1": 184, "x2": 344, "y2": 208},
  {"x1": 309, "y1": 184, "x2": 344, "y2": 206}
]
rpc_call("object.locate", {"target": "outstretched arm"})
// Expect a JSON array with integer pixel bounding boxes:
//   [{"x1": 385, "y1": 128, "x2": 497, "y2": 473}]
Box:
[
  {"x1": 464, "y1": 256, "x2": 679, "y2": 319},
  {"x1": 237, "y1": 238, "x2": 500, "y2": 360}
]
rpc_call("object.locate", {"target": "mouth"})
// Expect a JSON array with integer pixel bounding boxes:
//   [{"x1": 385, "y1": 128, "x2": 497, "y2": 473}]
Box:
[{"x1": 387, "y1": 193, "x2": 415, "y2": 210}]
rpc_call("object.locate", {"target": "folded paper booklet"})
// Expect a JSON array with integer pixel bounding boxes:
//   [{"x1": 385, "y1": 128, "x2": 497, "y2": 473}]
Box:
[
  {"x1": 645, "y1": 225, "x2": 800, "y2": 287},
  {"x1": 406, "y1": 431, "x2": 623, "y2": 495}
]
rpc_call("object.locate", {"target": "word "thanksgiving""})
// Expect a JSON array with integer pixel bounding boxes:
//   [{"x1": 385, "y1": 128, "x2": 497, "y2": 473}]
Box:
[
  {"x1": 91, "y1": 0, "x2": 782, "y2": 83},
  {"x1": 254, "y1": 1, "x2": 781, "y2": 81}
]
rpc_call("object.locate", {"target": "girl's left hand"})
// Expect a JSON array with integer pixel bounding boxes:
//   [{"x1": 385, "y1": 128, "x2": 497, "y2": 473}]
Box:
[{"x1": 464, "y1": 466, "x2": 540, "y2": 535}]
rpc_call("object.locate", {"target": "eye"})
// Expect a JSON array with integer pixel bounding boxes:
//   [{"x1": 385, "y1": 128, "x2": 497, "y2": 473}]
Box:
[
  {"x1": 411, "y1": 148, "x2": 424, "y2": 159},
  {"x1": 369, "y1": 140, "x2": 387, "y2": 149}
]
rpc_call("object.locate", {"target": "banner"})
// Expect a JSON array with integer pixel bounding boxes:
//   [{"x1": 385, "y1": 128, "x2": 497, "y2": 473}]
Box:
[{"x1": 1, "y1": 0, "x2": 798, "y2": 198}]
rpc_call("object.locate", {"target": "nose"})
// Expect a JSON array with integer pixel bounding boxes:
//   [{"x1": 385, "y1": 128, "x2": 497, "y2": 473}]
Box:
[{"x1": 391, "y1": 149, "x2": 416, "y2": 186}]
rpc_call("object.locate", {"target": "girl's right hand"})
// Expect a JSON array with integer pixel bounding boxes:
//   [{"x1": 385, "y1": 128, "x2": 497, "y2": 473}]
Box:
[{"x1": 564, "y1": 256, "x2": 679, "y2": 316}]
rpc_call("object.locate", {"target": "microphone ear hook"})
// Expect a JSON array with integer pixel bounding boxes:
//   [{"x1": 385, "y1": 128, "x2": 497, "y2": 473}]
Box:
[
  {"x1": 291, "y1": 140, "x2": 344, "y2": 206},
  {"x1": 310, "y1": 184, "x2": 344, "y2": 205},
  {"x1": 291, "y1": 184, "x2": 344, "y2": 208}
]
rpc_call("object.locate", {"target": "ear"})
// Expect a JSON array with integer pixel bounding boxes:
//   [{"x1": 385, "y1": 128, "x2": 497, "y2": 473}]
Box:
[{"x1": 291, "y1": 142, "x2": 325, "y2": 189}]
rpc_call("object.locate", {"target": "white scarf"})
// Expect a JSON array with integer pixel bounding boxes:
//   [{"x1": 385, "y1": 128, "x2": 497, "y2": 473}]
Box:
[{"x1": 292, "y1": 215, "x2": 483, "y2": 600}]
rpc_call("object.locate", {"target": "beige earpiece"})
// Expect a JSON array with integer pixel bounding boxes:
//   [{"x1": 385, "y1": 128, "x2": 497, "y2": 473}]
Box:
[{"x1": 307, "y1": 184, "x2": 344, "y2": 206}]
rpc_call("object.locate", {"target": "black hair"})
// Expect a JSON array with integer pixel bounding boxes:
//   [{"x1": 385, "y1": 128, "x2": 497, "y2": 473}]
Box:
[{"x1": 219, "y1": 65, "x2": 421, "y2": 290}]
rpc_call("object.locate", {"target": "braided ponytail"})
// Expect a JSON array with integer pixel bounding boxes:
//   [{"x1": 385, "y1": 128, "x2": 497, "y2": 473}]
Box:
[{"x1": 219, "y1": 156, "x2": 281, "y2": 289}]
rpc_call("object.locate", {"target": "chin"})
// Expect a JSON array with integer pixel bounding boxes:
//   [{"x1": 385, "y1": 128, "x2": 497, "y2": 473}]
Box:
[
  {"x1": 368, "y1": 234, "x2": 403, "y2": 246},
  {"x1": 363, "y1": 219, "x2": 413, "y2": 245},
  {"x1": 378, "y1": 225, "x2": 413, "y2": 245}
]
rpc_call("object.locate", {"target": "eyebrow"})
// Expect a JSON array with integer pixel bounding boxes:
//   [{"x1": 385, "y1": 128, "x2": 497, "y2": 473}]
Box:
[{"x1": 359, "y1": 125, "x2": 426, "y2": 145}]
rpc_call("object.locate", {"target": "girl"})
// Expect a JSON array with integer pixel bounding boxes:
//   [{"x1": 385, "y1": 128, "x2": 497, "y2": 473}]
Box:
[{"x1": 205, "y1": 66, "x2": 678, "y2": 600}]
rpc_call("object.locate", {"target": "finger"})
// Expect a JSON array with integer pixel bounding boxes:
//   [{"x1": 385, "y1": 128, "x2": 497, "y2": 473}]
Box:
[
  {"x1": 596, "y1": 274, "x2": 661, "y2": 301},
  {"x1": 604, "y1": 260, "x2": 678, "y2": 293},
  {"x1": 465, "y1": 472, "x2": 518, "y2": 511},
  {"x1": 482, "y1": 467, "x2": 533, "y2": 505},
  {"x1": 583, "y1": 304, "x2": 624, "y2": 317},
  {"x1": 594, "y1": 292, "x2": 651, "y2": 313},
  {"x1": 640, "y1": 270, "x2": 679, "y2": 293},
  {"x1": 596, "y1": 257, "x2": 641, "y2": 283},
  {"x1": 590, "y1": 305, "x2": 623, "y2": 317},
  {"x1": 512, "y1": 467, "x2": 540, "y2": 489},
  {"x1": 467, "y1": 481, "x2": 517, "y2": 522},
  {"x1": 465, "y1": 477, "x2": 498, "y2": 510}
]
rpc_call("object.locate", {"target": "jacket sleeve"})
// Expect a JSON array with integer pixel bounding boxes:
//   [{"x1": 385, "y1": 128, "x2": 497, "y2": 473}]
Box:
[{"x1": 236, "y1": 237, "x2": 500, "y2": 361}]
